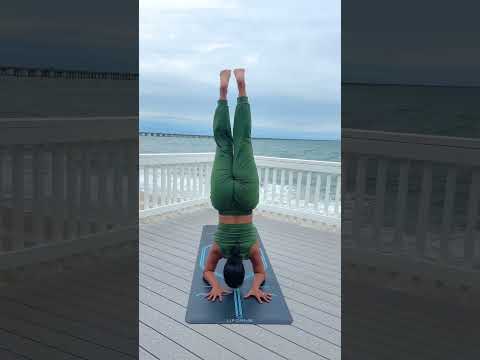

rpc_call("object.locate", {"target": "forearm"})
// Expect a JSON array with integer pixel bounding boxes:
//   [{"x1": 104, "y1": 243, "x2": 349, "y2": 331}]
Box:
[
  {"x1": 251, "y1": 272, "x2": 266, "y2": 290},
  {"x1": 203, "y1": 270, "x2": 221, "y2": 289}
]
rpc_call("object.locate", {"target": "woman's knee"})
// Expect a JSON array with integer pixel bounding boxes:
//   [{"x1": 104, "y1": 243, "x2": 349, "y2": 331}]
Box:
[
  {"x1": 234, "y1": 183, "x2": 259, "y2": 210},
  {"x1": 210, "y1": 182, "x2": 234, "y2": 210}
]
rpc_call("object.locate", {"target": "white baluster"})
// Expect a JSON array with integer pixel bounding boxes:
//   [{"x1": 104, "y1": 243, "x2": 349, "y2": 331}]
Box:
[
  {"x1": 440, "y1": 166, "x2": 457, "y2": 263},
  {"x1": 180, "y1": 166, "x2": 185, "y2": 201},
  {"x1": 186, "y1": 165, "x2": 190, "y2": 200},
  {"x1": 80, "y1": 146, "x2": 91, "y2": 236},
  {"x1": 271, "y1": 168, "x2": 277, "y2": 203},
  {"x1": 32, "y1": 145, "x2": 45, "y2": 244},
  {"x1": 189, "y1": 166, "x2": 195, "y2": 199},
  {"x1": 194, "y1": 165, "x2": 199, "y2": 198},
  {"x1": 12, "y1": 145, "x2": 25, "y2": 250},
  {"x1": 97, "y1": 148, "x2": 108, "y2": 231},
  {"x1": 127, "y1": 141, "x2": 137, "y2": 225},
  {"x1": 172, "y1": 166, "x2": 178, "y2": 203},
  {"x1": 304, "y1": 171, "x2": 312, "y2": 209},
  {"x1": 295, "y1": 171, "x2": 303, "y2": 209},
  {"x1": 0, "y1": 148, "x2": 6, "y2": 195},
  {"x1": 324, "y1": 174, "x2": 331, "y2": 214},
  {"x1": 373, "y1": 159, "x2": 387, "y2": 250},
  {"x1": 352, "y1": 156, "x2": 367, "y2": 247},
  {"x1": 152, "y1": 165, "x2": 158, "y2": 208},
  {"x1": 314, "y1": 173, "x2": 322, "y2": 211},
  {"x1": 166, "y1": 166, "x2": 171, "y2": 204},
  {"x1": 160, "y1": 166, "x2": 167, "y2": 205},
  {"x1": 52, "y1": 145, "x2": 65, "y2": 242},
  {"x1": 263, "y1": 167, "x2": 269, "y2": 203},
  {"x1": 113, "y1": 145, "x2": 124, "y2": 226},
  {"x1": 287, "y1": 170, "x2": 293, "y2": 208},
  {"x1": 465, "y1": 170, "x2": 480, "y2": 264},
  {"x1": 393, "y1": 161, "x2": 409, "y2": 253},
  {"x1": 342, "y1": 155, "x2": 348, "y2": 198},
  {"x1": 334, "y1": 175, "x2": 341, "y2": 215},
  {"x1": 66, "y1": 147, "x2": 77, "y2": 239},
  {"x1": 416, "y1": 162, "x2": 432, "y2": 257},
  {"x1": 144, "y1": 166, "x2": 151, "y2": 210},
  {"x1": 206, "y1": 164, "x2": 212, "y2": 198},
  {"x1": 199, "y1": 164, "x2": 205, "y2": 198},
  {"x1": 279, "y1": 169, "x2": 286, "y2": 206}
]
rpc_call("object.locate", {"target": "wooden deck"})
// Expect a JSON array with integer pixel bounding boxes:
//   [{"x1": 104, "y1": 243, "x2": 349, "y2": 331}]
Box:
[
  {"x1": 139, "y1": 207, "x2": 341, "y2": 360},
  {"x1": 0, "y1": 256, "x2": 138, "y2": 359}
]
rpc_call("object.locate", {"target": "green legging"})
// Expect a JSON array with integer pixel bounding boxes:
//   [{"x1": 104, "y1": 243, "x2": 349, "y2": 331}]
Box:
[{"x1": 210, "y1": 96, "x2": 259, "y2": 216}]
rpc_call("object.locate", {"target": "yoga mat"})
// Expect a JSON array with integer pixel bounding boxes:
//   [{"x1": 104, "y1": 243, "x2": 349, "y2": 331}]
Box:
[{"x1": 185, "y1": 225, "x2": 293, "y2": 324}]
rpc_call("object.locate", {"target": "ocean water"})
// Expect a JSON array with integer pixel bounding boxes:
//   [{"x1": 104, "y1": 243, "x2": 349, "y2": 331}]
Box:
[
  {"x1": 343, "y1": 84, "x2": 480, "y2": 137},
  {"x1": 140, "y1": 136, "x2": 340, "y2": 161}
]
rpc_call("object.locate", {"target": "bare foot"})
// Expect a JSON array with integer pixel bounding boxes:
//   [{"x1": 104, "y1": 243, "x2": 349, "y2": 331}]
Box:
[
  {"x1": 233, "y1": 68, "x2": 246, "y2": 97},
  {"x1": 233, "y1": 68, "x2": 245, "y2": 84},
  {"x1": 219, "y1": 69, "x2": 231, "y2": 100}
]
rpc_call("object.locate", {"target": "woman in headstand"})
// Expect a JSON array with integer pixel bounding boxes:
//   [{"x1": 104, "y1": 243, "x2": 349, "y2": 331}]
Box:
[{"x1": 203, "y1": 68, "x2": 272, "y2": 304}]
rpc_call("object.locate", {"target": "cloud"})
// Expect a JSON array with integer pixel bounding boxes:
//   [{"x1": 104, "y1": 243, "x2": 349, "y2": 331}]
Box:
[
  {"x1": 140, "y1": 0, "x2": 340, "y2": 139},
  {"x1": 198, "y1": 42, "x2": 234, "y2": 53},
  {"x1": 141, "y1": 0, "x2": 239, "y2": 11}
]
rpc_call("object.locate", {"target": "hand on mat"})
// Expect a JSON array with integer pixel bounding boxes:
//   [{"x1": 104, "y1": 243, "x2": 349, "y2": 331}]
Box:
[
  {"x1": 244, "y1": 288, "x2": 272, "y2": 304},
  {"x1": 205, "y1": 287, "x2": 230, "y2": 302}
]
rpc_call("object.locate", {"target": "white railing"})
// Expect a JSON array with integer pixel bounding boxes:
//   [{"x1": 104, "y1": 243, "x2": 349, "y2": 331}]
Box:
[
  {"x1": 140, "y1": 153, "x2": 214, "y2": 215},
  {"x1": 139, "y1": 153, "x2": 341, "y2": 225},
  {"x1": 343, "y1": 128, "x2": 480, "y2": 276},
  {"x1": 0, "y1": 117, "x2": 138, "y2": 271}
]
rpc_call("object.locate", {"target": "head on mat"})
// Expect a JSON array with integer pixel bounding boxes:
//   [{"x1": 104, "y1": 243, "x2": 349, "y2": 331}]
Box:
[
  {"x1": 223, "y1": 244, "x2": 245, "y2": 288},
  {"x1": 202, "y1": 68, "x2": 272, "y2": 304}
]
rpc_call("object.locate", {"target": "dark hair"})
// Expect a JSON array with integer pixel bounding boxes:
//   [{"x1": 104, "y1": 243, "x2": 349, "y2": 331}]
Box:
[{"x1": 223, "y1": 245, "x2": 245, "y2": 288}]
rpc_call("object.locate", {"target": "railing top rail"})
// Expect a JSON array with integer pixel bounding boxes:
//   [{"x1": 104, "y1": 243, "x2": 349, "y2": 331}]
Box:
[
  {"x1": 254, "y1": 155, "x2": 340, "y2": 165},
  {"x1": 139, "y1": 153, "x2": 215, "y2": 166},
  {"x1": 0, "y1": 116, "x2": 138, "y2": 144},
  {"x1": 343, "y1": 128, "x2": 480, "y2": 165},
  {"x1": 343, "y1": 128, "x2": 480, "y2": 148},
  {"x1": 139, "y1": 153, "x2": 341, "y2": 173},
  {"x1": 140, "y1": 152, "x2": 214, "y2": 156},
  {"x1": 255, "y1": 156, "x2": 340, "y2": 173}
]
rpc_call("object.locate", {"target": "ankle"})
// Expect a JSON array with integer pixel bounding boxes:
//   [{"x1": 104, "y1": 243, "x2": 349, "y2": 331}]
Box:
[
  {"x1": 237, "y1": 82, "x2": 246, "y2": 97},
  {"x1": 219, "y1": 86, "x2": 228, "y2": 100}
]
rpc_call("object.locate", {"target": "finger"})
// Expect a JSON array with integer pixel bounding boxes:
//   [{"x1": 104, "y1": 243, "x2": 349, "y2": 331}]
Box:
[
  {"x1": 256, "y1": 295, "x2": 263, "y2": 304},
  {"x1": 219, "y1": 294, "x2": 223, "y2": 302},
  {"x1": 244, "y1": 292, "x2": 251, "y2": 298}
]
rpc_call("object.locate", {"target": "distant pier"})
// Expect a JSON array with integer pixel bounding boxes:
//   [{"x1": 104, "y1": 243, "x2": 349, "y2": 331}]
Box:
[
  {"x1": 139, "y1": 132, "x2": 212, "y2": 138},
  {"x1": 0, "y1": 65, "x2": 138, "y2": 80}
]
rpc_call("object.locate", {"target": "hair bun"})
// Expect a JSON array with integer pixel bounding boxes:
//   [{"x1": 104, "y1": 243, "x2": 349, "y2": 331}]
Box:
[{"x1": 230, "y1": 244, "x2": 241, "y2": 260}]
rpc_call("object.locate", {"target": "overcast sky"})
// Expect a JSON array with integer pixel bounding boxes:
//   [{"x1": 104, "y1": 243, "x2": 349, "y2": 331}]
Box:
[{"x1": 140, "y1": 0, "x2": 340, "y2": 139}]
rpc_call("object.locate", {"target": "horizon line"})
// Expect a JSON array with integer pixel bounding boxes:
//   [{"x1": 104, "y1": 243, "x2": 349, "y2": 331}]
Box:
[{"x1": 138, "y1": 131, "x2": 339, "y2": 142}]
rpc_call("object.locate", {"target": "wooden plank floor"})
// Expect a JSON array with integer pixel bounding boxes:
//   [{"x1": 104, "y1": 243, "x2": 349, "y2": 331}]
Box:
[
  {"x1": 0, "y1": 256, "x2": 138, "y2": 360},
  {"x1": 139, "y1": 208, "x2": 341, "y2": 360}
]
